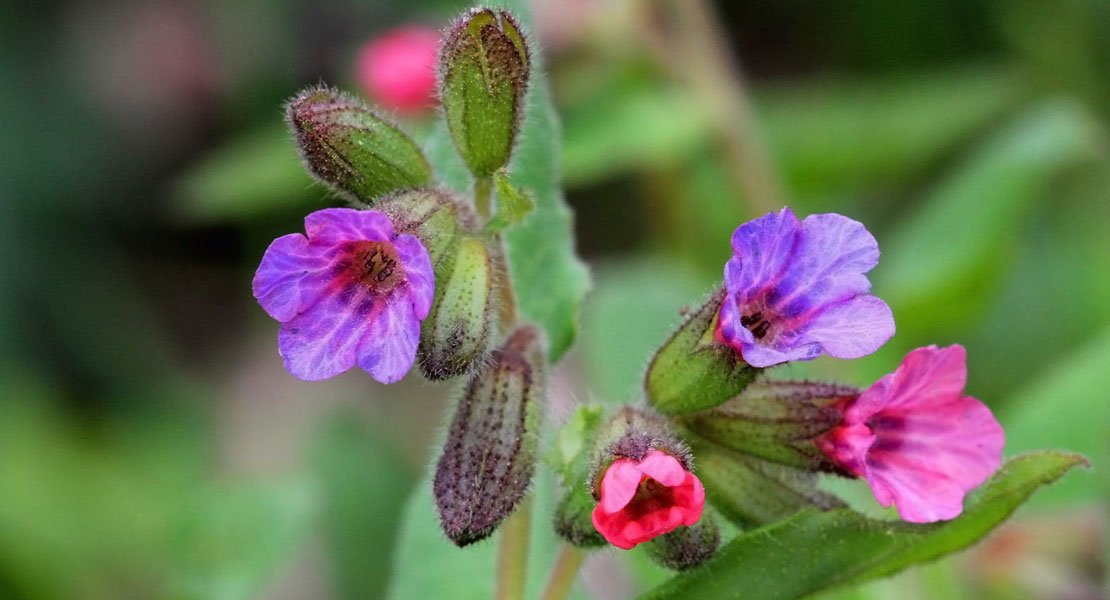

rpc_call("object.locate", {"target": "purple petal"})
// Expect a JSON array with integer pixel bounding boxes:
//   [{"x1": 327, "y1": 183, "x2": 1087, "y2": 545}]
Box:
[
  {"x1": 794, "y1": 295, "x2": 895, "y2": 361},
  {"x1": 356, "y1": 295, "x2": 419, "y2": 383},
  {"x1": 394, "y1": 233, "x2": 435, "y2": 320},
  {"x1": 734, "y1": 335, "x2": 820, "y2": 368},
  {"x1": 766, "y1": 213, "x2": 880, "y2": 316},
  {"x1": 726, "y1": 207, "x2": 801, "y2": 301},
  {"x1": 305, "y1": 208, "x2": 394, "y2": 245},
  {"x1": 278, "y1": 285, "x2": 375, "y2": 381},
  {"x1": 252, "y1": 233, "x2": 339, "y2": 322}
]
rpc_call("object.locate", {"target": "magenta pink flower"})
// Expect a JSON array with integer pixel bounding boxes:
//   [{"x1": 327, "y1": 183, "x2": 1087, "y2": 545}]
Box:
[
  {"x1": 252, "y1": 208, "x2": 434, "y2": 383},
  {"x1": 591, "y1": 450, "x2": 706, "y2": 550},
  {"x1": 817, "y1": 345, "x2": 1005, "y2": 523},
  {"x1": 715, "y1": 207, "x2": 894, "y2": 367},
  {"x1": 355, "y1": 26, "x2": 440, "y2": 116}
]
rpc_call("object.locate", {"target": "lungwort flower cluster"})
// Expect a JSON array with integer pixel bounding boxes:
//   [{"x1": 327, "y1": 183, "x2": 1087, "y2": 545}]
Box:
[{"x1": 249, "y1": 3, "x2": 1015, "y2": 578}]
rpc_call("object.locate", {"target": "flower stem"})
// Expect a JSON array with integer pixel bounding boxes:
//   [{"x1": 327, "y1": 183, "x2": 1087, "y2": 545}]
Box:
[
  {"x1": 474, "y1": 175, "x2": 494, "y2": 219},
  {"x1": 495, "y1": 497, "x2": 532, "y2": 600},
  {"x1": 539, "y1": 545, "x2": 586, "y2": 600}
]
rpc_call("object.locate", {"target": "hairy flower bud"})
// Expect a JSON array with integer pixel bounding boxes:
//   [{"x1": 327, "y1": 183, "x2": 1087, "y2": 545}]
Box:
[
  {"x1": 286, "y1": 86, "x2": 431, "y2": 203},
  {"x1": 681, "y1": 380, "x2": 858, "y2": 470},
  {"x1": 645, "y1": 289, "x2": 758, "y2": 415},
  {"x1": 434, "y1": 324, "x2": 547, "y2": 546},
  {"x1": 645, "y1": 512, "x2": 720, "y2": 571},
  {"x1": 439, "y1": 8, "x2": 530, "y2": 177},
  {"x1": 551, "y1": 405, "x2": 607, "y2": 548},
  {"x1": 417, "y1": 235, "x2": 497, "y2": 379},
  {"x1": 586, "y1": 407, "x2": 706, "y2": 550}
]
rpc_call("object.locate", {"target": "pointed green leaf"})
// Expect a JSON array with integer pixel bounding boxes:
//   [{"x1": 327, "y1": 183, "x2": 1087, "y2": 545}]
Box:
[{"x1": 641, "y1": 452, "x2": 1086, "y2": 600}]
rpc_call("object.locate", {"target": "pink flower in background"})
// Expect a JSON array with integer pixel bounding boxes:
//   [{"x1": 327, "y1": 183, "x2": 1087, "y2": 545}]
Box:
[
  {"x1": 592, "y1": 451, "x2": 705, "y2": 549},
  {"x1": 715, "y1": 207, "x2": 894, "y2": 367},
  {"x1": 252, "y1": 208, "x2": 434, "y2": 383},
  {"x1": 817, "y1": 345, "x2": 1005, "y2": 523},
  {"x1": 356, "y1": 26, "x2": 440, "y2": 115}
]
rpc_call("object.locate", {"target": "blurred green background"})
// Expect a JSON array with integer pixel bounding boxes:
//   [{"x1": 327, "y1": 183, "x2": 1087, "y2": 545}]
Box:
[{"x1": 1, "y1": 0, "x2": 1106, "y2": 598}]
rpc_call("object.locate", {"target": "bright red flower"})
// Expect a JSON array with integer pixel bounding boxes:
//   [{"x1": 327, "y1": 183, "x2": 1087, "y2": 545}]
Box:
[
  {"x1": 591, "y1": 450, "x2": 705, "y2": 550},
  {"x1": 355, "y1": 26, "x2": 440, "y2": 115}
]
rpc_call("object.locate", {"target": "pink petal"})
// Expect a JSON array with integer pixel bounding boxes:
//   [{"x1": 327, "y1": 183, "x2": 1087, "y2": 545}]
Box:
[
  {"x1": 599, "y1": 459, "x2": 642, "y2": 513},
  {"x1": 636, "y1": 451, "x2": 687, "y2": 487}
]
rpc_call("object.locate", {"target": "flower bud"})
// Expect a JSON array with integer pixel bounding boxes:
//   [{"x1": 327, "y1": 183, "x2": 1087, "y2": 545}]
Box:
[
  {"x1": 417, "y1": 235, "x2": 497, "y2": 379},
  {"x1": 439, "y1": 8, "x2": 530, "y2": 177},
  {"x1": 586, "y1": 407, "x2": 707, "y2": 550},
  {"x1": 286, "y1": 86, "x2": 431, "y2": 203},
  {"x1": 645, "y1": 511, "x2": 720, "y2": 571},
  {"x1": 433, "y1": 324, "x2": 547, "y2": 546},
  {"x1": 690, "y1": 438, "x2": 842, "y2": 528},
  {"x1": 645, "y1": 289, "x2": 758, "y2": 415},
  {"x1": 681, "y1": 380, "x2": 858, "y2": 470},
  {"x1": 553, "y1": 482, "x2": 607, "y2": 548}
]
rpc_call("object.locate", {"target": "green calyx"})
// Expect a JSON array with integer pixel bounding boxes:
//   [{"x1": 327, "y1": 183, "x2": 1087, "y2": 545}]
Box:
[
  {"x1": 645, "y1": 512, "x2": 721, "y2": 571},
  {"x1": 285, "y1": 86, "x2": 431, "y2": 203},
  {"x1": 680, "y1": 380, "x2": 858, "y2": 470},
  {"x1": 645, "y1": 288, "x2": 759, "y2": 415},
  {"x1": 417, "y1": 235, "x2": 497, "y2": 380},
  {"x1": 439, "y1": 8, "x2": 531, "y2": 178}
]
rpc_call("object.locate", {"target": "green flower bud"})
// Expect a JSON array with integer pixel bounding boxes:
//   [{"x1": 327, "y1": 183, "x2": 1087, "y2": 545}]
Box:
[
  {"x1": 681, "y1": 381, "x2": 857, "y2": 470},
  {"x1": 553, "y1": 482, "x2": 607, "y2": 548},
  {"x1": 417, "y1": 235, "x2": 497, "y2": 380},
  {"x1": 439, "y1": 8, "x2": 530, "y2": 177},
  {"x1": 690, "y1": 438, "x2": 843, "y2": 528},
  {"x1": 286, "y1": 86, "x2": 431, "y2": 203},
  {"x1": 645, "y1": 511, "x2": 721, "y2": 571},
  {"x1": 434, "y1": 324, "x2": 547, "y2": 546},
  {"x1": 645, "y1": 288, "x2": 758, "y2": 415}
]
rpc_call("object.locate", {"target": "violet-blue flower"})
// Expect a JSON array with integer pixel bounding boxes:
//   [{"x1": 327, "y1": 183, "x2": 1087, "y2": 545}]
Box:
[
  {"x1": 252, "y1": 208, "x2": 434, "y2": 383},
  {"x1": 715, "y1": 207, "x2": 894, "y2": 367}
]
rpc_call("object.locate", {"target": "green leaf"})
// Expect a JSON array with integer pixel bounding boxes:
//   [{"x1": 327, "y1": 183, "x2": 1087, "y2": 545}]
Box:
[
  {"x1": 424, "y1": 1, "x2": 590, "y2": 362},
  {"x1": 484, "y1": 171, "x2": 535, "y2": 234},
  {"x1": 641, "y1": 452, "x2": 1086, "y2": 600}
]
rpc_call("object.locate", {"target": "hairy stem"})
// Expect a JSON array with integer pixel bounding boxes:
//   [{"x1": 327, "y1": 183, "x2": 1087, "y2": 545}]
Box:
[
  {"x1": 474, "y1": 175, "x2": 494, "y2": 219},
  {"x1": 495, "y1": 497, "x2": 533, "y2": 600},
  {"x1": 539, "y1": 545, "x2": 586, "y2": 600}
]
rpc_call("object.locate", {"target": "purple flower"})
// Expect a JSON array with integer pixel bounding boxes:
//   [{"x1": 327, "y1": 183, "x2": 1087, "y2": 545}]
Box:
[
  {"x1": 816, "y1": 345, "x2": 1004, "y2": 522},
  {"x1": 252, "y1": 208, "x2": 434, "y2": 383},
  {"x1": 715, "y1": 207, "x2": 894, "y2": 367}
]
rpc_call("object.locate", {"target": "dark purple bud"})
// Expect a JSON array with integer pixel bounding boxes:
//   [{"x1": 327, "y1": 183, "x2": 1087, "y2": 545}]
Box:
[{"x1": 434, "y1": 324, "x2": 547, "y2": 546}]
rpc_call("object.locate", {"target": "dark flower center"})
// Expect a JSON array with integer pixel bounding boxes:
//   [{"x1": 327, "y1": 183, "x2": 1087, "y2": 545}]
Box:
[
  {"x1": 740, "y1": 310, "x2": 772, "y2": 339},
  {"x1": 623, "y1": 476, "x2": 677, "y2": 520},
  {"x1": 347, "y1": 240, "x2": 404, "y2": 293}
]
